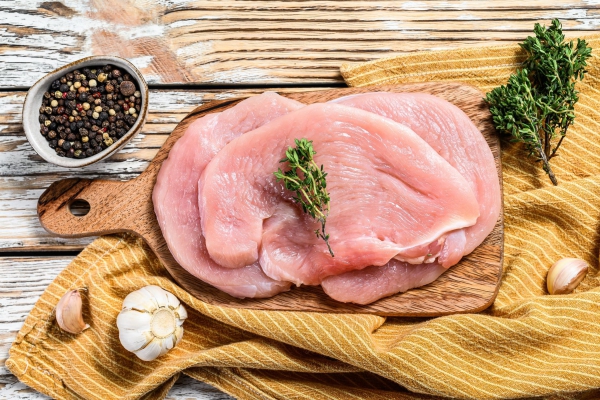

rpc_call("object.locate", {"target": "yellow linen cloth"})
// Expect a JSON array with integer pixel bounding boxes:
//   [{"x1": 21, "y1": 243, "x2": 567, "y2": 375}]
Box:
[{"x1": 7, "y1": 36, "x2": 600, "y2": 400}]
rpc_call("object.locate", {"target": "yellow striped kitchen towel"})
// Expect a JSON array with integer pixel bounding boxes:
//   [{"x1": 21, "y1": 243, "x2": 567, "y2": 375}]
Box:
[{"x1": 7, "y1": 36, "x2": 600, "y2": 400}]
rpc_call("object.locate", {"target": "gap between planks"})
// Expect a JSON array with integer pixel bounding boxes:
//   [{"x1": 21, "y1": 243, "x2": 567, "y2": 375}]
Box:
[{"x1": 0, "y1": 88, "x2": 330, "y2": 252}]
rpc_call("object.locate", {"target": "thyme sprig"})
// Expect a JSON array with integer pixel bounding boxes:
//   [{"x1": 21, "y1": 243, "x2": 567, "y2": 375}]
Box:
[
  {"x1": 485, "y1": 19, "x2": 592, "y2": 185},
  {"x1": 274, "y1": 138, "x2": 334, "y2": 257}
]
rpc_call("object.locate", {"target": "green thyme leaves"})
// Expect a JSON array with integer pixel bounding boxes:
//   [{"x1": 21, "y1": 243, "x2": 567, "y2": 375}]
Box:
[
  {"x1": 485, "y1": 19, "x2": 592, "y2": 185},
  {"x1": 274, "y1": 138, "x2": 334, "y2": 257}
]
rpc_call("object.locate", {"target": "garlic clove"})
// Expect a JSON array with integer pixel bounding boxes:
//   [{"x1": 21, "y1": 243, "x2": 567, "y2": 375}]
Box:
[
  {"x1": 119, "y1": 329, "x2": 152, "y2": 352},
  {"x1": 174, "y1": 326, "x2": 184, "y2": 345},
  {"x1": 116, "y1": 309, "x2": 152, "y2": 331},
  {"x1": 176, "y1": 303, "x2": 188, "y2": 322},
  {"x1": 547, "y1": 258, "x2": 589, "y2": 295},
  {"x1": 143, "y1": 285, "x2": 172, "y2": 309},
  {"x1": 135, "y1": 338, "x2": 164, "y2": 362},
  {"x1": 122, "y1": 288, "x2": 158, "y2": 313},
  {"x1": 56, "y1": 289, "x2": 90, "y2": 334},
  {"x1": 165, "y1": 290, "x2": 182, "y2": 310}
]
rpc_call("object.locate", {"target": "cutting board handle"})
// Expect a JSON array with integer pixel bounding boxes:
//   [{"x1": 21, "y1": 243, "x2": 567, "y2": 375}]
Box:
[{"x1": 37, "y1": 177, "x2": 150, "y2": 238}]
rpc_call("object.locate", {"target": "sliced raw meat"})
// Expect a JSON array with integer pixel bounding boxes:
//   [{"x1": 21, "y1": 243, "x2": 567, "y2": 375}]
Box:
[
  {"x1": 332, "y1": 92, "x2": 500, "y2": 254},
  {"x1": 153, "y1": 92, "x2": 303, "y2": 298},
  {"x1": 321, "y1": 261, "x2": 447, "y2": 305},
  {"x1": 199, "y1": 103, "x2": 480, "y2": 286},
  {"x1": 322, "y1": 92, "x2": 501, "y2": 304}
]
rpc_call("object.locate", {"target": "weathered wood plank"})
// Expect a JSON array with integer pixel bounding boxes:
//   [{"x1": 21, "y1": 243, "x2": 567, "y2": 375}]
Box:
[
  {"x1": 1, "y1": 0, "x2": 599, "y2": 86},
  {"x1": 0, "y1": 88, "x2": 323, "y2": 251},
  {"x1": 0, "y1": 256, "x2": 232, "y2": 399}
]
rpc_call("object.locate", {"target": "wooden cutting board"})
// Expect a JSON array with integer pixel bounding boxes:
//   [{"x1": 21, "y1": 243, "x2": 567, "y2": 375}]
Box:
[{"x1": 37, "y1": 83, "x2": 503, "y2": 316}]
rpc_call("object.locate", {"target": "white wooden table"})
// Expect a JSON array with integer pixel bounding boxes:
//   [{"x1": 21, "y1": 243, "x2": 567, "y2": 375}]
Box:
[{"x1": 1, "y1": 1, "x2": 599, "y2": 398}]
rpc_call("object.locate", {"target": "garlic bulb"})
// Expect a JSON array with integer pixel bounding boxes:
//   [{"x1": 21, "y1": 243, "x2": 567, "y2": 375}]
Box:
[
  {"x1": 116, "y1": 285, "x2": 187, "y2": 361},
  {"x1": 56, "y1": 289, "x2": 90, "y2": 334},
  {"x1": 547, "y1": 258, "x2": 589, "y2": 295}
]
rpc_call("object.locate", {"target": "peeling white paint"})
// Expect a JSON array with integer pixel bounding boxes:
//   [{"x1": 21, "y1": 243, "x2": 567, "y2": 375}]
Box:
[
  {"x1": 129, "y1": 55, "x2": 155, "y2": 70},
  {"x1": 457, "y1": 14, "x2": 482, "y2": 21},
  {"x1": 401, "y1": 1, "x2": 427, "y2": 10},
  {"x1": 176, "y1": 41, "x2": 215, "y2": 59},
  {"x1": 128, "y1": 23, "x2": 166, "y2": 39},
  {"x1": 169, "y1": 19, "x2": 198, "y2": 28},
  {"x1": 383, "y1": 21, "x2": 402, "y2": 31},
  {"x1": 202, "y1": 67, "x2": 274, "y2": 84}
]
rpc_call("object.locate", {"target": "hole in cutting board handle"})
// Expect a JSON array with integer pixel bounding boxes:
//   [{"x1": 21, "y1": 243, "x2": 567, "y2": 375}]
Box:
[{"x1": 69, "y1": 199, "x2": 91, "y2": 217}]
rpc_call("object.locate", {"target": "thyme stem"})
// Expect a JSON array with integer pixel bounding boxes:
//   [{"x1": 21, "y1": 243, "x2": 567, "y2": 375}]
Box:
[
  {"x1": 485, "y1": 19, "x2": 591, "y2": 185},
  {"x1": 274, "y1": 138, "x2": 334, "y2": 257}
]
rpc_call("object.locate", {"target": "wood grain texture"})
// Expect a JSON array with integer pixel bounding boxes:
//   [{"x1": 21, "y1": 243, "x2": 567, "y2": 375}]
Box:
[
  {"x1": 1, "y1": 0, "x2": 599, "y2": 87},
  {"x1": 36, "y1": 83, "x2": 503, "y2": 316},
  {"x1": 0, "y1": 88, "x2": 321, "y2": 251},
  {"x1": 0, "y1": 255, "x2": 233, "y2": 400}
]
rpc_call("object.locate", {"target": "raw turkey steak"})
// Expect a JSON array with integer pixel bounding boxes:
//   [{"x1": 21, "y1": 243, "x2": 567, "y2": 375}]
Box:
[
  {"x1": 152, "y1": 92, "x2": 303, "y2": 298},
  {"x1": 321, "y1": 92, "x2": 501, "y2": 304},
  {"x1": 333, "y1": 92, "x2": 501, "y2": 255},
  {"x1": 198, "y1": 103, "x2": 480, "y2": 286}
]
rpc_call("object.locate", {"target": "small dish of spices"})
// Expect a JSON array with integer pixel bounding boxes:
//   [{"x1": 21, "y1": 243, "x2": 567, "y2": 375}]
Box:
[{"x1": 23, "y1": 56, "x2": 148, "y2": 168}]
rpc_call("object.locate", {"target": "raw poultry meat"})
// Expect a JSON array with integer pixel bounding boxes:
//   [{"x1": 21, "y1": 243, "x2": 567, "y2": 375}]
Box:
[
  {"x1": 321, "y1": 92, "x2": 500, "y2": 303},
  {"x1": 332, "y1": 92, "x2": 500, "y2": 254},
  {"x1": 198, "y1": 103, "x2": 480, "y2": 286},
  {"x1": 152, "y1": 92, "x2": 303, "y2": 298},
  {"x1": 322, "y1": 260, "x2": 447, "y2": 305}
]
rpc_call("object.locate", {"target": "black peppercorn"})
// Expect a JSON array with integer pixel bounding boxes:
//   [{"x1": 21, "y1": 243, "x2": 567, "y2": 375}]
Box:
[{"x1": 39, "y1": 64, "x2": 139, "y2": 158}]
